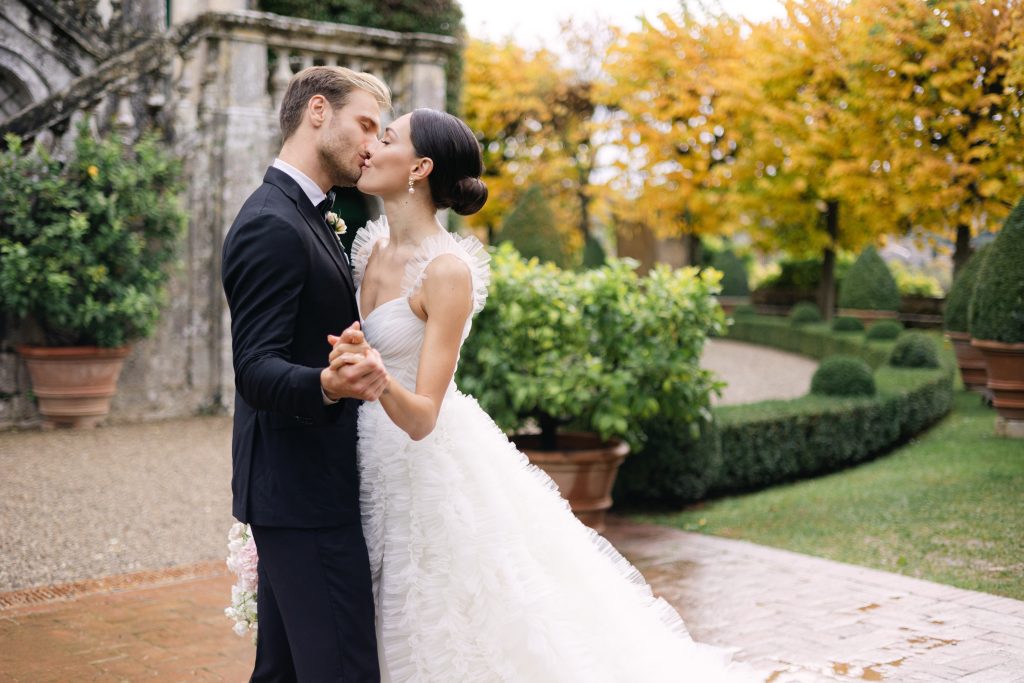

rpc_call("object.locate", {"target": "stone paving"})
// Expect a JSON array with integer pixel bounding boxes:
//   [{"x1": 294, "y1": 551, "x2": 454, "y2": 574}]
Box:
[
  {"x1": 607, "y1": 520, "x2": 1024, "y2": 683},
  {"x1": 2, "y1": 520, "x2": 1022, "y2": 681}
]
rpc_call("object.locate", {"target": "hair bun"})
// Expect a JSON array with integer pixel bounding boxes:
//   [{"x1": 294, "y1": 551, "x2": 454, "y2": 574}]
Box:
[{"x1": 450, "y1": 177, "x2": 488, "y2": 216}]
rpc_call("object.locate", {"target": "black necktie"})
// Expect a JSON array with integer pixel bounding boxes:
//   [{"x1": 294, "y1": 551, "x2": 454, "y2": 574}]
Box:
[{"x1": 317, "y1": 190, "x2": 336, "y2": 220}]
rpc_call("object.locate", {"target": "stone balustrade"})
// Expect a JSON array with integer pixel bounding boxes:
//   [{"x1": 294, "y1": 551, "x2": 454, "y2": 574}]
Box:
[{"x1": 0, "y1": 11, "x2": 458, "y2": 428}]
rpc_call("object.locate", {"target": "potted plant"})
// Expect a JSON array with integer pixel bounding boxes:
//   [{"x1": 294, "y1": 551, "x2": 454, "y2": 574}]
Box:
[
  {"x1": 0, "y1": 124, "x2": 186, "y2": 428},
  {"x1": 458, "y1": 244, "x2": 725, "y2": 532},
  {"x1": 969, "y1": 198, "x2": 1024, "y2": 437},
  {"x1": 837, "y1": 245, "x2": 901, "y2": 325},
  {"x1": 943, "y1": 244, "x2": 990, "y2": 394}
]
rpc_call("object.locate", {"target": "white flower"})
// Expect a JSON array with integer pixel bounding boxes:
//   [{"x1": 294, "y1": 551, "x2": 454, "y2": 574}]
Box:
[
  {"x1": 326, "y1": 212, "x2": 346, "y2": 235},
  {"x1": 225, "y1": 522, "x2": 259, "y2": 641}
]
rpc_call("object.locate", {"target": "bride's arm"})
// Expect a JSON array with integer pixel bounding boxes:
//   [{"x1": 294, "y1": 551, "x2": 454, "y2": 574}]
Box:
[{"x1": 375, "y1": 254, "x2": 474, "y2": 440}]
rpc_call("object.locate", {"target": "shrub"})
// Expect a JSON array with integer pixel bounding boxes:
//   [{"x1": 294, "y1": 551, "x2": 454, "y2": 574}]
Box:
[
  {"x1": 789, "y1": 301, "x2": 822, "y2": 325},
  {"x1": 0, "y1": 126, "x2": 186, "y2": 347},
  {"x1": 889, "y1": 332, "x2": 941, "y2": 369},
  {"x1": 457, "y1": 244, "x2": 725, "y2": 451},
  {"x1": 617, "y1": 316, "x2": 954, "y2": 505},
  {"x1": 582, "y1": 235, "x2": 606, "y2": 269},
  {"x1": 710, "y1": 250, "x2": 749, "y2": 296},
  {"x1": 866, "y1": 320, "x2": 904, "y2": 341},
  {"x1": 838, "y1": 246, "x2": 901, "y2": 311},
  {"x1": 832, "y1": 316, "x2": 865, "y2": 332},
  {"x1": 943, "y1": 244, "x2": 990, "y2": 333},
  {"x1": 497, "y1": 186, "x2": 571, "y2": 267},
  {"x1": 756, "y1": 255, "x2": 850, "y2": 289},
  {"x1": 729, "y1": 315, "x2": 893, "y2": 367},
  {"x1": 969, "y1": 198, "x2": 1024, "y2": 343},
  {"x1": 811, "y1": 356, "x2": 876, "y2": 397}
]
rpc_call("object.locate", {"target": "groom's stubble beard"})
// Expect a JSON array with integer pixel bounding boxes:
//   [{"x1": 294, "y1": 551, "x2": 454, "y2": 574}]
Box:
[{"x1": 318, "y1": 123, "x2": 363, "y2": 188}]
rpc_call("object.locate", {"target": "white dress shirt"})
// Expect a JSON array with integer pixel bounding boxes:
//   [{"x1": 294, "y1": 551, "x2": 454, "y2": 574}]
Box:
[{"x1": 272, "y1": 158, "x2": 327, "y2": 209}]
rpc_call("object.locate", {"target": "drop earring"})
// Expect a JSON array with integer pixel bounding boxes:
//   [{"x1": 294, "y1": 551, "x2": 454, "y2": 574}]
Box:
[{"x1": 408, "y1": 177, "x2": 415, "y2": 194}]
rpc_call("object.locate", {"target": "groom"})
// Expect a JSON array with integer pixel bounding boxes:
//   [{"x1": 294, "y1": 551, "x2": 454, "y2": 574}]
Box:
[{"x1": 221, "y1": 67, "x2": 391, "y2": 682}]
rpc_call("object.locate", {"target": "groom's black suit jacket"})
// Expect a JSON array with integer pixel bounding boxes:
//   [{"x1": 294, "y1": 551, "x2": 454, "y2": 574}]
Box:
[{"x1": 222, "y1": 166, "x2": 361, "y2": 528}]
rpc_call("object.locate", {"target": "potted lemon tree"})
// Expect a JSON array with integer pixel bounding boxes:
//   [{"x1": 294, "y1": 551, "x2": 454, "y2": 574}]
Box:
[
  {"x1": 969, "y1": 199, "x2": 1024, "y2": 437},
  {"x1": 458, "y1": 244, "x2": 725, "y2": 532},
  {"x1": 0, "y1": 124, "x2": 186, "y2": 427}
]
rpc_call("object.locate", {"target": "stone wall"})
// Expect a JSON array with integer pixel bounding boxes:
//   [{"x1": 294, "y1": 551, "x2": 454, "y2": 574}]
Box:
[{"x1": 0, "y1": 8, "x2": 458, "y2": 428}]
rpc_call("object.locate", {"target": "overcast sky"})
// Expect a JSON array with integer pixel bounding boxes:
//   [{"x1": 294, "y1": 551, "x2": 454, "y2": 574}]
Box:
[{"x1": 459, "y1": 0, "x2": 786, "y2": 44}]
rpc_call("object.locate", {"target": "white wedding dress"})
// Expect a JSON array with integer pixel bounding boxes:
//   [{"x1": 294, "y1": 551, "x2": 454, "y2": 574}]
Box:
[{"x1": 351, "y1": 218, "x2": 755, "y2": 683}]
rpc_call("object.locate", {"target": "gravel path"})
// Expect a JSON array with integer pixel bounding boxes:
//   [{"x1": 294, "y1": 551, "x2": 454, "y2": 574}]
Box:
[
  {"x1": 703, "y1": 338, "x2": 818, "y2": 406},
  {"x1": 0, "y1": 417, "x2": 235, "y2": 592},
  {"x1": 0, "y1": 340, "x2": 815, "y2": 592}
]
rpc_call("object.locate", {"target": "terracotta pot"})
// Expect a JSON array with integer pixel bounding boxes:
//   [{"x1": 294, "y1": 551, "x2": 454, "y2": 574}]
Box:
[
  {"x1": 971, "y1": 339, "x2": 1024, "y2": 426},
  {"x1": 17, "y1": 345, "x2": 131, "y2": 428},
  {"x1": 512, "y1": 432, "x2": 630, "y2": 534},
  {"x1": 946, "y1": 331, "x2": 989, "y2": 393},
  {"x1": 837, "y1": 308, "x2": 900, "y2": 327}
]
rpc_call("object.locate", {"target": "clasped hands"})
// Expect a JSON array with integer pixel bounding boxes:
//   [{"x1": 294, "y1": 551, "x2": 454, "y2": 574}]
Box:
[{"x1": 320, "y1": 321, "x2": 390, "y2": 402}]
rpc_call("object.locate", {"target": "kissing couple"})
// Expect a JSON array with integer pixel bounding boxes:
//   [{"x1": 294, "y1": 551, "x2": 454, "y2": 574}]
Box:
[{"x1": 221, "y1": 66, "x2": 755, "y2": 682}]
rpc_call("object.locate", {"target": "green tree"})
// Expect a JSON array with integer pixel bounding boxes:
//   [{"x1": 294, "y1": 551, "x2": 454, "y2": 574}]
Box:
[{"x1": 499, "y1": 186, "x2": 570, "y2": 267}]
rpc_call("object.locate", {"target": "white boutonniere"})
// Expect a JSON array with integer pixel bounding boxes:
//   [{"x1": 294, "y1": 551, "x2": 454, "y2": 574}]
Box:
[{"x1": 326, "y1": 211, "x2": 347, "y2": 236}]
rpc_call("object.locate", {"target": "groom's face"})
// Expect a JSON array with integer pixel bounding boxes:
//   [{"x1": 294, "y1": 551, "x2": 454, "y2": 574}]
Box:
[{"x1": 318, "y1": 89, "x2": 382, "y2": 187}]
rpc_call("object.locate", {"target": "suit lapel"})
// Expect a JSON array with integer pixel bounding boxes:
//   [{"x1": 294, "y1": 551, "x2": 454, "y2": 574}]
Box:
[{"x1": 264, "y1": 168, "x2": 356, "y2": 297}]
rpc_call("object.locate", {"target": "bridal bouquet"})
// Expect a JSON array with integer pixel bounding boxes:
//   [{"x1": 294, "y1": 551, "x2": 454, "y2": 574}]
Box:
[{"x1": 225, "y1": 522, "x2": 259, "y2": 641}]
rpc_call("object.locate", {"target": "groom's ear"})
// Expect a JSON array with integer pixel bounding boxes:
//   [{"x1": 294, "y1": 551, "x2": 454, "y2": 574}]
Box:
[{"x1": 307, "y1": 95, "x2": 329, "y2": 129}]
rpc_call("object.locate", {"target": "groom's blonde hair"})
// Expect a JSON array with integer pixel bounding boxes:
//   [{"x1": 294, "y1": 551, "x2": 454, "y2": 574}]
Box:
[{"x1": 279, "y1": 66, "x2": 392, "y2": 141}]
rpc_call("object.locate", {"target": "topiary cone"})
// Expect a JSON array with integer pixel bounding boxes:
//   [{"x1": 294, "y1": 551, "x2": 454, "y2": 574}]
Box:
[
  {"x1": 944, "y1": 245, "x2": 991, "y2": 393},
  {"x1": 969, "y1": 198, "x2": 1024, "y2": 431}
]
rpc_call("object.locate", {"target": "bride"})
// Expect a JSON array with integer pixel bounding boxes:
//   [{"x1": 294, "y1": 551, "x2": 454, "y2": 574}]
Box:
[{"x1": 331, "y1": 108, "x2": 754, "y2": 682}]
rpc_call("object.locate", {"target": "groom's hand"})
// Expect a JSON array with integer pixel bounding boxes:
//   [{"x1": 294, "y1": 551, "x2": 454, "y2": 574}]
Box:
[
  {"x1": 321, "y1": 323, "x2": 388, "y2": 401},
  {"x1": 320, "y1": 353, "x2": 387, "y2": 402}
]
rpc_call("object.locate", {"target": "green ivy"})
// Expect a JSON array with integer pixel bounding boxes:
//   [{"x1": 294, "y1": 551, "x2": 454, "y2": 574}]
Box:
[{"x1": 0, "y1": 125, "x2": 186, "y2": 347}]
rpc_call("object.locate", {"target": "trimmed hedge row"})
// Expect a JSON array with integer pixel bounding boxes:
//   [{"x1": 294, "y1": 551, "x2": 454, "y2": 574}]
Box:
[
  {"x1": 614, "y1": 316, "x2": 954, "y2": 507},
  {"x1": 727, "y1": 316, "x2": 893, "y2": 367}
]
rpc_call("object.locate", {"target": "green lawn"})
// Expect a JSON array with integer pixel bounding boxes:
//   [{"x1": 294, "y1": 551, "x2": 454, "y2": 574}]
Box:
[{"x1": 642, "y1": 391, "x2": 1024, "y2": 599}]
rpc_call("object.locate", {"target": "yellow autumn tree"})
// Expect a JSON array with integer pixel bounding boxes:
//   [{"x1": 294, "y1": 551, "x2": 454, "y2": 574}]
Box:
[
  {"x1": 845, "y1": 0, "x2": 1024, "y2": 274},
  {"x1": 727, "y1": 0, "x2": 898, "y2": 316},
  {"x1": 600, "y1": 8, "x2": 748, "y2": 264},
  {"x1": 461, "y1": 38, "x2": 555, "y2": 242},
  {"x1": 461, "y1": 33, "x2": 607, "y2": 261}
]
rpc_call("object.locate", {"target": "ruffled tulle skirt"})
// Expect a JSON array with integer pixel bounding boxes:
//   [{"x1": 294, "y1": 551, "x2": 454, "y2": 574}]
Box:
[{"x1": 358, "y1": 390, "x2": 755, "y2": 682}]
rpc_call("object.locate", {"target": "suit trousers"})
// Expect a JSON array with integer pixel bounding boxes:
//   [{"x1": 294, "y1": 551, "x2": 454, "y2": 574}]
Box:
[{"x1": 249, "y1": 524, "x2": 380, "y2": 683}]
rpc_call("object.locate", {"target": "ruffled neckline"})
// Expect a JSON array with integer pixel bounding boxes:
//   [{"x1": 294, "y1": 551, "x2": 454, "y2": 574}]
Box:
[{"x1": 350, "y1": 216, "x2": 491, "y2": 316}]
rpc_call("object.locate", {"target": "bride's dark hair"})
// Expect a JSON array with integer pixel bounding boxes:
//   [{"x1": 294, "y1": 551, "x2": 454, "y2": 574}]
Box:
[{"x1": 410, "y1": 109, "x2": 488, "y2": 216}]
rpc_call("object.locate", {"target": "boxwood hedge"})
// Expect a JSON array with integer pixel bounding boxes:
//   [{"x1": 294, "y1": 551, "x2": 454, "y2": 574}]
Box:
[{"x1": 615, "y1": 315, "x2": 954, "y2": 507}]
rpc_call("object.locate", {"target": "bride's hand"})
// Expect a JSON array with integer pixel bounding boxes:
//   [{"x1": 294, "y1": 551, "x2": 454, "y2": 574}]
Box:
[{"x1": 328, "y1": 321, "x2": 370, "y2": 364}]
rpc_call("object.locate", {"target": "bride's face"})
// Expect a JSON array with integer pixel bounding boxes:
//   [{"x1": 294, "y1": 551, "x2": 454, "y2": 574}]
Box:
[{"x1": 357, "y1": 113, "x2": 421, "y2": 198}]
